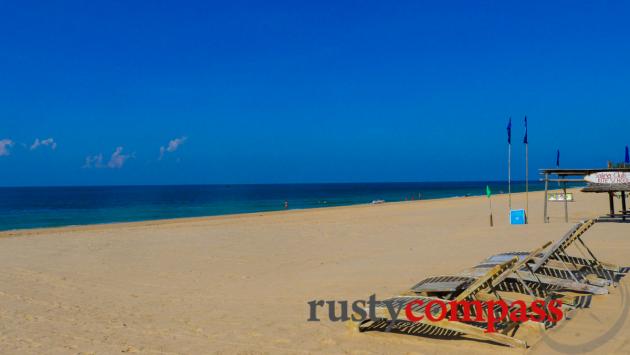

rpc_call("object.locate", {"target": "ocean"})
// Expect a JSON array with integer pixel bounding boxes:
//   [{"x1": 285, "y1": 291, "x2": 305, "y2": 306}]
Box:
[{"x1": 0, "y1": 181, "x2": 578, "y2": 231}]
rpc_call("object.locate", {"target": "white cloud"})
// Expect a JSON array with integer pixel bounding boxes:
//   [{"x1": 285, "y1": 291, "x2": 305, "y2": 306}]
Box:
[
  {"x1": 83, "y1": 147, "x2": 133, "y2": 169},
  {"x1": 159, "y1": 136, "x2": 187, "y2": 160},
  {"x1": 30, "y1": 137, "x2": 57, "y2": 150},
  {"x1": 83, "y1": 154, "x2": 104, "y2": 168},
  {"x1": 107, "y1": 146, "x2": 131, "y2": 168},
  {"x1": 0, "y1": 139, "x2": 14, "y2": 156}
]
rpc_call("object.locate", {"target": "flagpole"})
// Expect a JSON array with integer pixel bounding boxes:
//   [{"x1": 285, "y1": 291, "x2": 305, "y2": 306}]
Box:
[
  {"x1": 508, "y1": 143, "x2": 512, "y2": 210},
  {"x1": 525, "y1": 142, "x2": 529, "y2": 221},
  {"x1": 524, "y1": 116, "x2": 528, "y2": 223},
  {"x1": 506, "y1": 117, "x2": 512, "y2": 212}
]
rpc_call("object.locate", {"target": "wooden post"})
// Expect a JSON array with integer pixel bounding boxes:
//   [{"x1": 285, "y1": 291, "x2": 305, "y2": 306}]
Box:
[
  {"x1": 544, "y1": 173, "x2": 549, "y2": 223},
  {"x1": 562, "y1": 181, "x2": 569, "y2": 223},
  {"x1": 622, "y1": 192, "x2": 627, "y2": 222},
  {"x1": 609, "y1": 192, "x2": 615, "y2": 217},
  {"x1": 489, "y1": 196, "x2": 494, "y2": 227}
]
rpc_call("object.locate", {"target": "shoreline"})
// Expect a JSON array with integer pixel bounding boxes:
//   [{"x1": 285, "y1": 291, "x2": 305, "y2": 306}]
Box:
[{"x1": 0, "y1": 187, "x2": 579, "y2": 237}]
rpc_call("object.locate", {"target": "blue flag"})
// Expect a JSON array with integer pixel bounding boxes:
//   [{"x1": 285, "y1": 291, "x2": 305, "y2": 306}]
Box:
[
  {"x1": 507, "y1": 117, "x2": 512, "y2": 144},
  {"x1": 626, "y1": 145, "x2": 629, "y2": 164},
  {"x1": 523, "y1": 116, "x2": 528, "y2": 144},
  {"x1": 556, "y1": 149, "x2": 560, "y2": 168}
]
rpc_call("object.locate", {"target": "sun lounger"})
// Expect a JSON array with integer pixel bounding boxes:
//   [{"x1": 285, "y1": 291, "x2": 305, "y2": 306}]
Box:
[
  {"x1": 410, "y1": 241, "x2": 603, "y2": 309},
  {"x1": 359, "y1": 258, "x2": 534, "y2": 348},
  {"x1": 486, "y1": 219, "x2": 628, "y2": 287},
  {"x1": 359, "y1": 250, "x2": 569, "y2": 348},
  {"x1": 358, "y1": 294, "x2": 531, "y2": 348},
  {"x1": 357, "y1": 221, "x2": 627, "y2": 347}
]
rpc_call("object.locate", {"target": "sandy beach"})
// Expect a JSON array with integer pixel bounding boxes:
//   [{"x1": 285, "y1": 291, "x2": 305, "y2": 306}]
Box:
[{"x1": 1, "y1": 188, "x2": 628, "y2": 354}]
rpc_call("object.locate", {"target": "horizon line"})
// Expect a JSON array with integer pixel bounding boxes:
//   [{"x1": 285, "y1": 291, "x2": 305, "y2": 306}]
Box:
[{"x1": 0, "y1": 179, "x2": 570, "y2": 189}]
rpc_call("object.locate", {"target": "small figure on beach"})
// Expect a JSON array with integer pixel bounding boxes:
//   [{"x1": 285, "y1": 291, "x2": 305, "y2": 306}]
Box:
[{"x1": 284, "y1": 200, "x2": 288, "y2": 209}]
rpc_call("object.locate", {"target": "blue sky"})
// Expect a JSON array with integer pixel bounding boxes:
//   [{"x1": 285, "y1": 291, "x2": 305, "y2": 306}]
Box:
[{"x1": 1, "y1": 1, "x2": 629, "y2": 186}]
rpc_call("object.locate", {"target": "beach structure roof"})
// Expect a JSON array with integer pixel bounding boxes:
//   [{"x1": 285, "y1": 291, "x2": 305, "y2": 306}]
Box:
[{"x1": 539, "y1": 167, "x2": 630, "y2": 176}]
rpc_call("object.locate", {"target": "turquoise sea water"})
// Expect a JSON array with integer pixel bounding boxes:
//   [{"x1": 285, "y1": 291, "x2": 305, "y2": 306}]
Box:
[{"x1": 0, "y1": 181, "x2": 580, "y2": 231}]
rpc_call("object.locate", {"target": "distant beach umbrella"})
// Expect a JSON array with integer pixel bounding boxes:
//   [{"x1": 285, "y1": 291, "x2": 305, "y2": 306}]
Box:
[
  {"x1": 523, "y1": 116, "x2": 528, "y2": 144},
  {"x1": 556, "y1": 149, "x2": 560, "y2": 168},
  {"x1": 507, "y1": 117, "x2": 512, "y2": 144},
  {"x1": 625, "y1": 145, "x2": 629, "y2": 164}
]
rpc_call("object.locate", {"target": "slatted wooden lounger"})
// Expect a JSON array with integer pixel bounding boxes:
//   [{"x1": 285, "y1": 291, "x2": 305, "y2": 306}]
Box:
[
  {"x1": 532, "y1": 219, "x2": 627, "y2": 284},
  {"x1": 485, "y1": 219, "x2": 628, "y2": 288},
  {"x1": 545, "y1": 220, "x2": 629, "y2": 281},
  {"x1": 358, "y1": 293, "x2": 532, "y2": 348},
  {"x1": 359, "y1": 257, "x2": 533, "y2": 348},
  {"x1": 359, "y1": 249, "x2": 565, "y2": 348},
  {"x1": 410, "y1": 241, "x2": 601, "y2": 310}
]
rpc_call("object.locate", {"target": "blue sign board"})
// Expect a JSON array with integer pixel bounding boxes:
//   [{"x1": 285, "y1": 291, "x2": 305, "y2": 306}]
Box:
[{"x1": 510, "y1": 209, "x2": 527, "y2": 225}]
